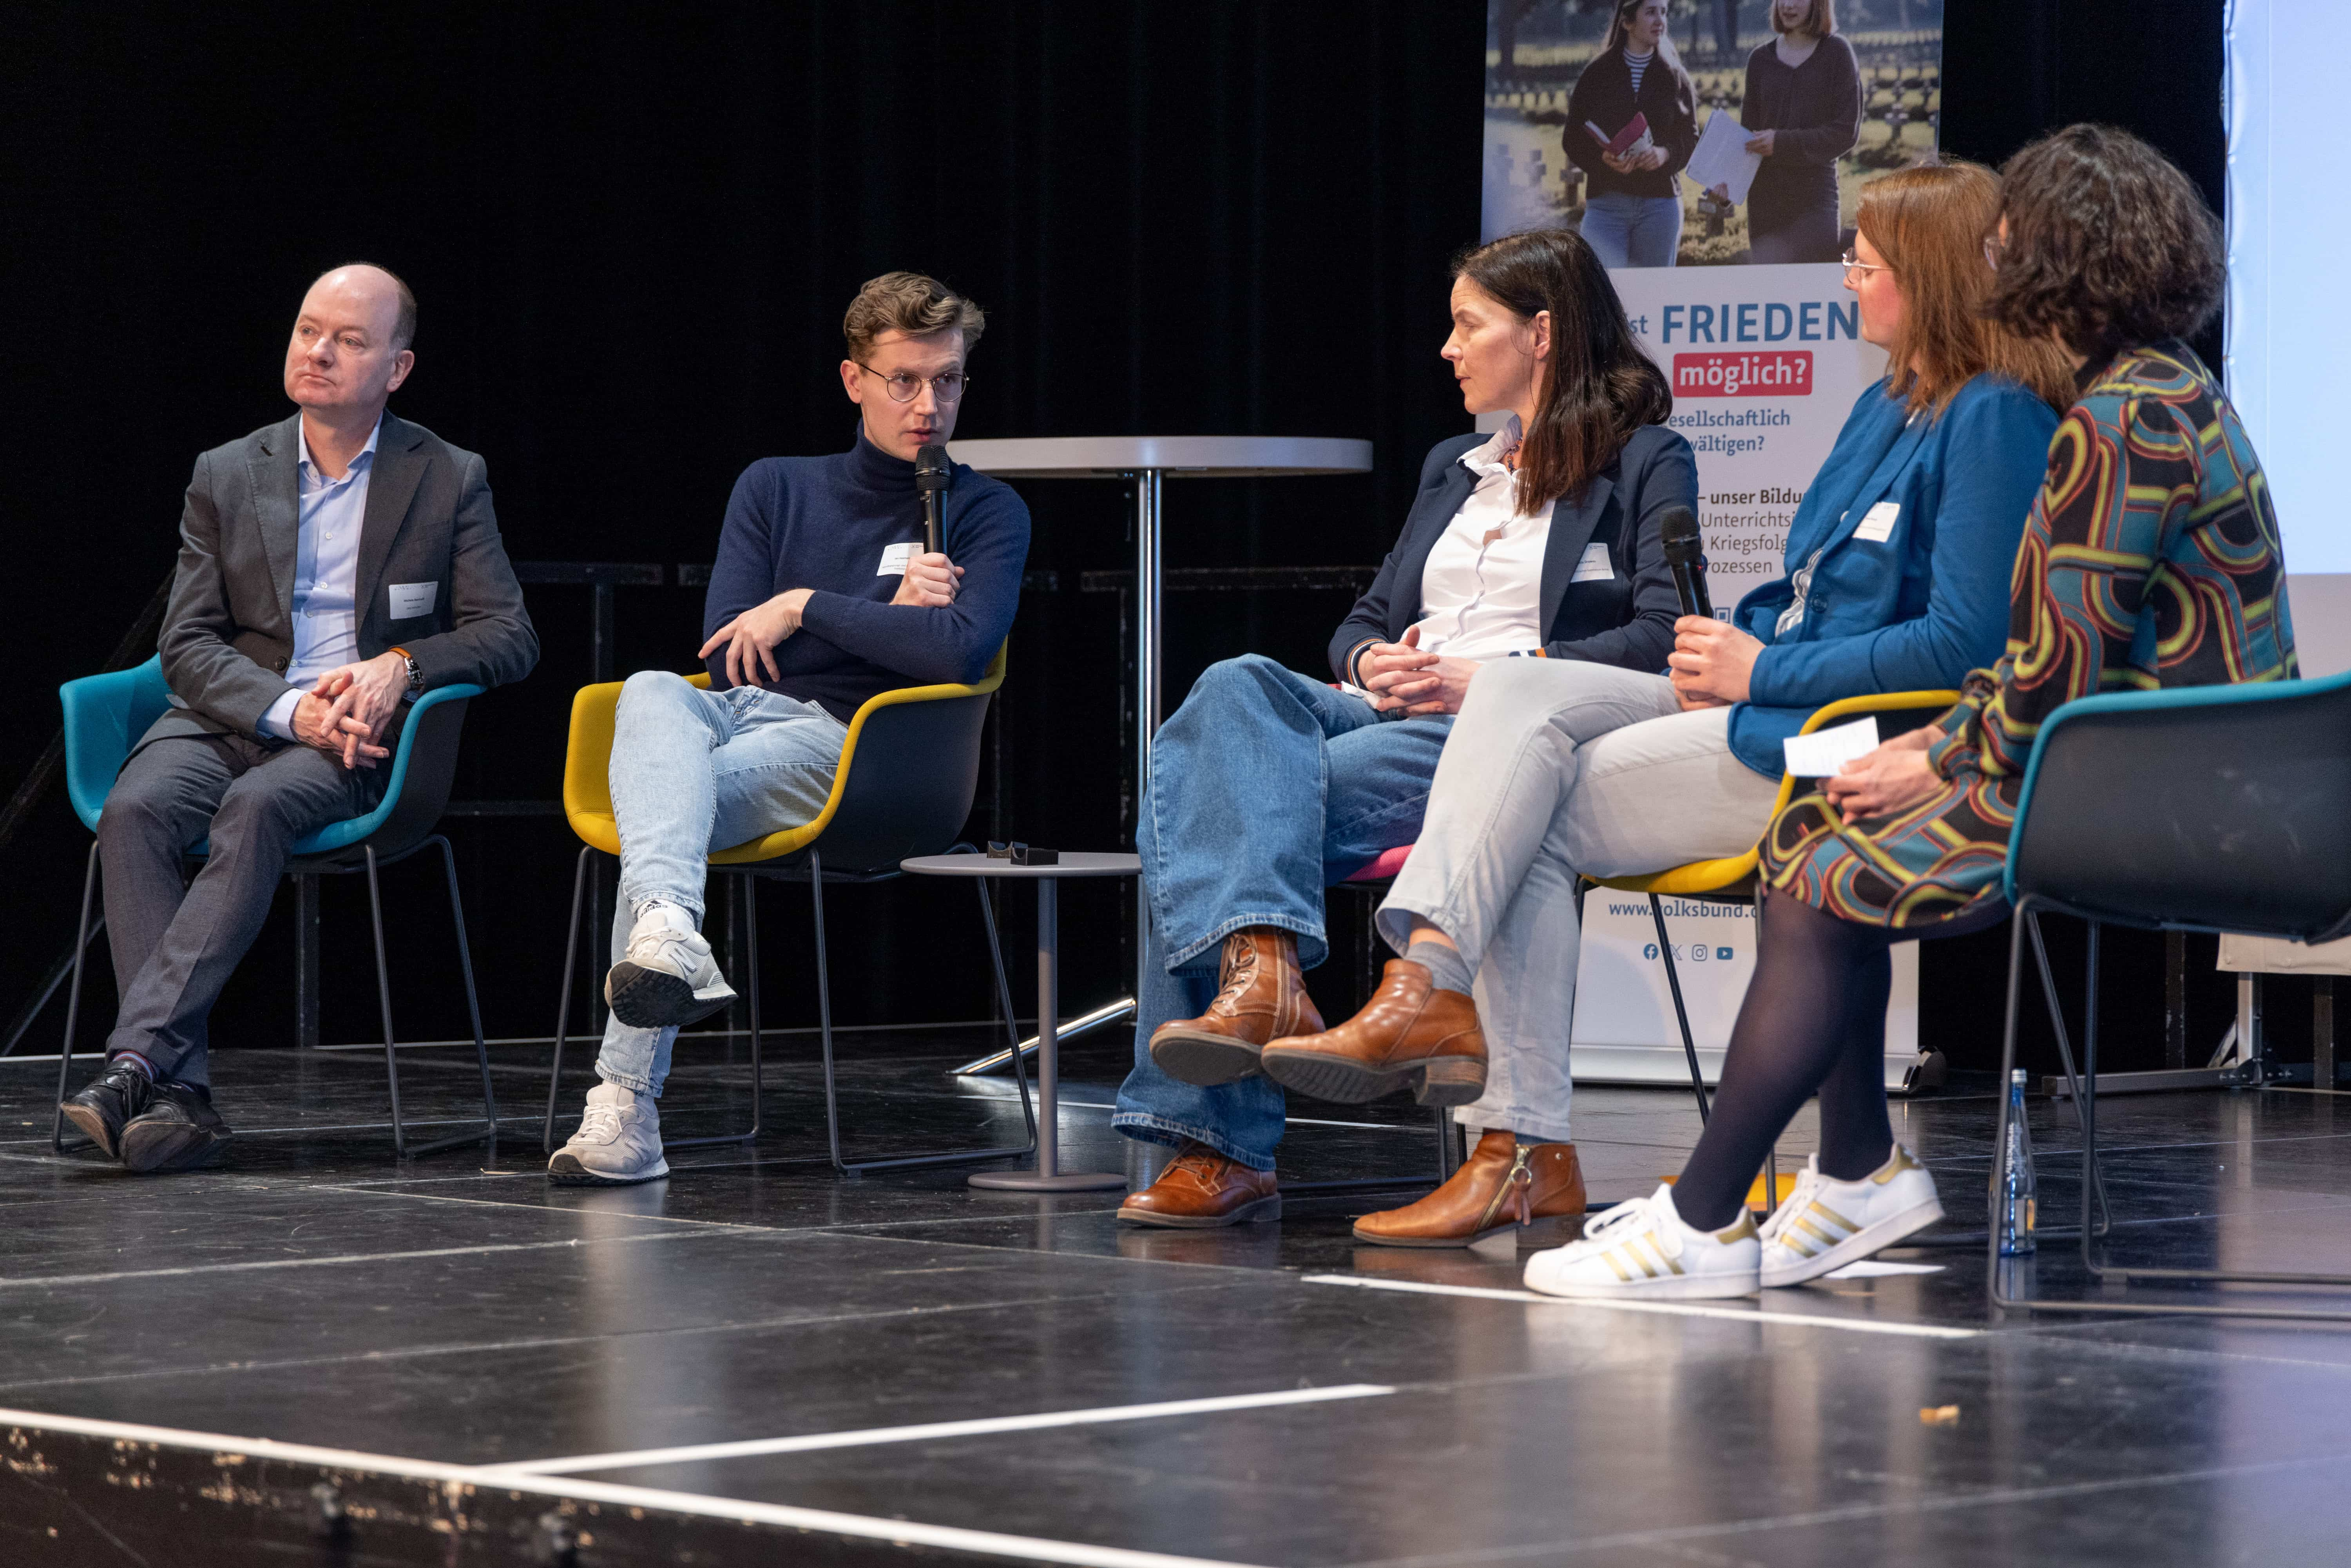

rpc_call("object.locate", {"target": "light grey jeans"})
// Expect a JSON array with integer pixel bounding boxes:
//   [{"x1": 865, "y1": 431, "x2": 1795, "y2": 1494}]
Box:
[
  {"x1": 1377, "y1": 660, "x2": 1782, "y2": 1143},
  {"x1": 597, "y1": 671, "x2": 846, "y2": 1095}
]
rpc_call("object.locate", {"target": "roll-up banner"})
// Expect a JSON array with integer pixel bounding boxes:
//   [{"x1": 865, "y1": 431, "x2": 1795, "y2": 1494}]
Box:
[{"x1": 1482, "y1": 0, "x2": 1945, "y2": 1090}]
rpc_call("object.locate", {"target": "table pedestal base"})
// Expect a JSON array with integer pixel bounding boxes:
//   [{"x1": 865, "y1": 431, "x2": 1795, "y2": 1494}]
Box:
[{"x1": 968, "y1": 1170, "x2": 1128, "y2": 1192}]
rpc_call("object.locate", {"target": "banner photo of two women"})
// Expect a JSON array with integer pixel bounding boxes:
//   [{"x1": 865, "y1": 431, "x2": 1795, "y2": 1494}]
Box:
[{"x1": 1482, "y1": 0, "x2": 1943, "y2": 266}]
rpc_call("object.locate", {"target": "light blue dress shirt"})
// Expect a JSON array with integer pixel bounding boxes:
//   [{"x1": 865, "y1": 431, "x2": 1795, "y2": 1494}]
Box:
[{"x1": 258, "y1": 415, "x2": 379, "y2": 740}]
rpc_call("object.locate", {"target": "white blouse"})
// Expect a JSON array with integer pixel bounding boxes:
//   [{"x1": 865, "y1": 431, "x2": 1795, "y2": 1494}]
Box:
[{"x1": 1410, "y1": 415, "x2": 1555, "y2": 661}]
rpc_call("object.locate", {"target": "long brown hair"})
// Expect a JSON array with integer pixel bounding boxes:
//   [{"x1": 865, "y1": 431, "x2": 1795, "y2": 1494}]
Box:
[
  {"x1": 1857, "y1": 161, "x2": 2074, "y2": 416},
  {"x1": 1453, "y1": 228, "x2": 1672, "y2": 513}
]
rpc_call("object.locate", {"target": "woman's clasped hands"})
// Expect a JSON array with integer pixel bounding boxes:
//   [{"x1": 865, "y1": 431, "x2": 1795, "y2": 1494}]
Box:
[{"x1": 1360, "y1": 625, "x2": 1480, "y2": 716}]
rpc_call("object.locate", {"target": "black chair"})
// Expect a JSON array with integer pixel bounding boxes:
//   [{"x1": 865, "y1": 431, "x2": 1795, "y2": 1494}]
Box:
[
  {"x1": 51, "y1": 657, "x2": 498, "y2": 1159},
  {"x1": 542, "y1": 651, "x2": 1037, "y2": 1174},
  {"x1": 1992, "y1": 668, "x2": 2351, "y2": 1318}
]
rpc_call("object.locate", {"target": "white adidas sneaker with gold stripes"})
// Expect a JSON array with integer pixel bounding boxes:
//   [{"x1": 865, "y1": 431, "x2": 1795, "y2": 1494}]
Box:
[
  {"x1": 1758, "y1": 1146, "x2": 1943, "y2": 1288},
  {"x1": 1522, "y1": 1183, "x2": 1761, "y2": 1300}
]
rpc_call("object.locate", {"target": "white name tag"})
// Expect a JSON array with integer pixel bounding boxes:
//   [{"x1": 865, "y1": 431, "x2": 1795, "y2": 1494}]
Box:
[
  {"x1": 1854, "y1": 501, "x2": 1900, "y2": 544},
  {"x1": 1570, "y1": 540, "x2": 1615, "y2": 583},
  {"x1": 388, "y1": 581, "x2": 437, "y2": 618},
  {"x1": 1782, "y1": 715, "x2": 1880, "y2": 777},
  {"x1": 878, "y1": 541, "x2": 916, "y2": 576}
]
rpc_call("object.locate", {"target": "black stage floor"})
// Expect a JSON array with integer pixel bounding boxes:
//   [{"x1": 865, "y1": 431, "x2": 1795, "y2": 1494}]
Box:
[{"x1": 8, "y1": 1027, "x2": 2351, "y2": 1566}]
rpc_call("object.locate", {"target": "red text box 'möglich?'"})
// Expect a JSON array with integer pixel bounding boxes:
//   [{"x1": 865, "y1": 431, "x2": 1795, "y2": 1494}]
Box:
[{"x1": 1672, "y1": 350, "x2": 1813, "y2": 398}]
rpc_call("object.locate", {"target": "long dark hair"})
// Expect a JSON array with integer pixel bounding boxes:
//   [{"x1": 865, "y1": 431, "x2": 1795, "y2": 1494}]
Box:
[{"x1": 1453, "y1": 229, "x2": 1672, "y2": 512}]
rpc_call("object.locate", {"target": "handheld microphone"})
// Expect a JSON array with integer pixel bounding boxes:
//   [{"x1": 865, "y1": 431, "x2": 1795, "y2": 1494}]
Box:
[
  {"x1": 915, "y1": 444, "x2": 951, "y2": 555},
  {"x1": 1659, "y1": 506, "x2": 1713, "y2": 621}
]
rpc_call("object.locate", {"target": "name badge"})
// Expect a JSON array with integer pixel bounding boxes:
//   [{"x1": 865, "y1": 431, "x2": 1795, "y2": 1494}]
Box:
[
  {"x1": 388, "y1": 581, "x2": 437, "y2": 618},
  {"x1": 877, "y1": 541, "x2": 916, "y2": 576},
  {"x1": 1570, "y1": 541, "x2": 1615, "y2": 583},
  {"x1": 1854, "y1": 502, "x2": 1901, "y2": 543}
]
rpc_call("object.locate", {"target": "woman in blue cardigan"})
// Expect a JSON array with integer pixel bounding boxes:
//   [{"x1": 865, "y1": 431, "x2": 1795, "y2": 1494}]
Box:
[{"x1": 1265, "y1": 161, "x2": 2076, "y2": 1248}]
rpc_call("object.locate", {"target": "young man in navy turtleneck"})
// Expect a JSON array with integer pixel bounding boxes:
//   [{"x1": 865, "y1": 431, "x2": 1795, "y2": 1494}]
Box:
[{"x1": 550, "y1": 271, "x2": 1029, "y2": 1185}]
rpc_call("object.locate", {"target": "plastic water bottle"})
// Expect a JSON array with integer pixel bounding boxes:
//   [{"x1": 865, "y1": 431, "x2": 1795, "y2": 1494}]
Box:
[{"x1": 1998, "y1": 1067, "x2": 2038, "y2": 1257}]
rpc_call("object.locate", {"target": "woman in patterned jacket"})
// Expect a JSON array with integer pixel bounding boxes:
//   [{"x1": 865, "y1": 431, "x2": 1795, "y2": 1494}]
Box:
[{"x1": 1523, "y1": 125, "x2": 2298, "y2": 1300}]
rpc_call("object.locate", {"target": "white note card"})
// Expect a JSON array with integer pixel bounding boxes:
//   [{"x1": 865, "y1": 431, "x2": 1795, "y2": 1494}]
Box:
[
  {"x1": 877, "y1": 541, "x2": 916, "y2": 576},
  {"x1": 1570, "y1": 541, "x2": 1614, "y2": 583},
  {"x1": 388, "y1": 581, "x2": 437, "y2": 618},
  {"x1": 1684, "y1": 109, "x2": 1764, "y2": 205},
  {"x1": 1782, "y1": 715, "x2": 1879, "y2": 777},
  {"x1": 1855, "y1": 501, "x2": 1901, "y2": 543}
]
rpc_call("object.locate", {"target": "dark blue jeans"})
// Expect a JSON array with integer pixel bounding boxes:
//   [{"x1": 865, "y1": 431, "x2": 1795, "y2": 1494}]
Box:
[{"x1": 1111, "y1": 655, "x2": 1451, "y2": 1170}]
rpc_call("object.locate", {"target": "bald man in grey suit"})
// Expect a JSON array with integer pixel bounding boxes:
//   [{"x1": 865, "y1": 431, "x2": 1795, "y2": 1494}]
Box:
[{"x1": 60, "y1": 263, "x2": 538, "y2": 1172}]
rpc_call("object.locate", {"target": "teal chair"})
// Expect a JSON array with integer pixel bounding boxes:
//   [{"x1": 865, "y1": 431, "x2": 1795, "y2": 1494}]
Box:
[{"x1": 52, "y1": 654, "x2": 498, "y2": 1159}]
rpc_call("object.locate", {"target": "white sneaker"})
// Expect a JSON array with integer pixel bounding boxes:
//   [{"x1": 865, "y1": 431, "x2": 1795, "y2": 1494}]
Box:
[
  {"x1": 548, "y1": 1082, "x2": 670, "y2": 1185},
  {"x1": 1759, "y1": 1145, "x2": 1943, "y2": 1287},
  {"x1": 1522, "y1": 1182, "x2": 1760, "y2": 1300},
  {"x1": 604, "y1": 902, "x2": 735, "y2": 1028}
]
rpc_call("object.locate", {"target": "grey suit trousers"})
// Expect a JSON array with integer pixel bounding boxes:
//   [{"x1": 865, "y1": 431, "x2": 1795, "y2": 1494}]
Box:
[{"x1": 99, "y1": 735, "x2": 381, "y2": 1086}]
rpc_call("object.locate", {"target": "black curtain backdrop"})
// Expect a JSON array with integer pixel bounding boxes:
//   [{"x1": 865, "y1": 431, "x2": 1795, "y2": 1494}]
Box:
[{"x1": 1, "y1": 0, "x2": 2253, "y2": 1082}]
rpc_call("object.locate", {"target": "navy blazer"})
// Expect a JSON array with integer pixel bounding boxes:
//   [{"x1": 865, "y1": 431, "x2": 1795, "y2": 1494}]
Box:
[
  {"x1": 1326, "y1": 424, "x2": 1697, "y2": 682},
  {"x1": 1724, "y1": 374, "x2": 2060, "y2": 775}
]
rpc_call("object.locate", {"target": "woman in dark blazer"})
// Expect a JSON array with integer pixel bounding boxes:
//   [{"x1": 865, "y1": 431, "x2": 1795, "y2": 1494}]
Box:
[
  {"x1": 1282, "y1": 161, "x2": 2073, "y2": 1251},
  {"x1": 1526, "y1": 129, "x2": 2290, "y2": 1300},
  {"x1": 1111, "y1": 228, "x2": 1697, "y2": 1228},
  {"x1": 1565, "y1": 0, "x2": 1699, "y2": 268},
  {"x1": 1726, "y1": 0, "x2": 1862, "y2": 264}
]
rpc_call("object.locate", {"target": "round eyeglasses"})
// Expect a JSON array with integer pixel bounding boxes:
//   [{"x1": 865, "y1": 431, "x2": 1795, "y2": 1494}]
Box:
[{"x1": 857, "y1": 364, "x2": 969, "y2": 404}]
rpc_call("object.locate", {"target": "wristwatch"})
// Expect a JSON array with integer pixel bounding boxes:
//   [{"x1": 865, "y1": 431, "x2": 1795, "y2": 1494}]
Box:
[{"x1": 389, "y1": 646, "x2": 424, "y2": 698}]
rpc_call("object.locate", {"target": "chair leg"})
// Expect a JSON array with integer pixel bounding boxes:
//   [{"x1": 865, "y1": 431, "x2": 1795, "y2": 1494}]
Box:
[
  {"x1": 385, "y1": 835, "x2": 500, "y2": 1157},
  {"x1": 542, "y1": 845, "x2": 594, "y2": 1153},
  {"x1": 1648, "y1": 894, "x2": 1709, "y2": 1123},
  {"x1": 2025, "y1": 910, "x2": 2111, "y2": 1234},
  {"x1": 363, "y1": 846, "x2": 408, "y2": 1157},
  {"x1": 974, "y1": 878, "x2": 1037, "y2": 1146},
  {"x1": 663, "y1": 868, "x2": 763, "y2": 1152},
  {"x1": 52, "y1": 842, "x2": 102, "y2": 1152}
]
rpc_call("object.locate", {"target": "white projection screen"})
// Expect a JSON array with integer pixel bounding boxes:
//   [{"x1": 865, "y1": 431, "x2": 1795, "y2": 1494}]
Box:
[{"x1": 2228, "y1": 0, "x2": 2351, "y2": 675}]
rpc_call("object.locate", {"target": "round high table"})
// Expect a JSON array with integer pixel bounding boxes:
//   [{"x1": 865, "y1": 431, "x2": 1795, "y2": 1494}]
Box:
[
  {"x1": 902, "y1": 851, "x2": 1141, "y2": 1191},
  {"x1": 942, "y1": 437, "x2": 1374, "y2": 1059}
]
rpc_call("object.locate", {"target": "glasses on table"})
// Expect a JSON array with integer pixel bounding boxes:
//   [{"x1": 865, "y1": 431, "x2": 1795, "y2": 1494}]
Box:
[{"x1": 856, "y1": 364, "x2": 969, "y2": 404}]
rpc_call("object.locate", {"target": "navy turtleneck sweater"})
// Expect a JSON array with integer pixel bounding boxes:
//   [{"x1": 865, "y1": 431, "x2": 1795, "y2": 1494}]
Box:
[{"x1": 702, "y1": 431, "x2": 1031, "y2": 721}]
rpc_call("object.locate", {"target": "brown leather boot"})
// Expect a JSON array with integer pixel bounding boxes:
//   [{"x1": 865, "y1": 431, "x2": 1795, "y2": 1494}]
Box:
[
  {"x1": 1116, "y1": 1141, "x2": 1281, "y2": 1228},
  {"x1": 1353, "y1": 1131, "x2": 1586, "y2": 1247},
  {"x1": 1148, "y1": 927, "x2": 1324, "y2": 1087},
  {"x1": 1259, "y1": 959, "x2": 1486, "y2": 1106}
]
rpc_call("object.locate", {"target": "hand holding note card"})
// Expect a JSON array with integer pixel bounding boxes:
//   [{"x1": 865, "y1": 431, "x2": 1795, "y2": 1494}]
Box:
[
  {"x1": 1782, "y1": 715, "x2": 1880, "y2": 779},
  {"x1": 1684, "y1": 110, "x2": 1763, "y2": 205}
]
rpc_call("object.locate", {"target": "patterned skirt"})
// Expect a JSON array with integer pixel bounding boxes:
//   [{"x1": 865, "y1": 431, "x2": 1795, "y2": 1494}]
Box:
[{"x1": 1759, "y1": 764, "x2": 2019, "y2": 929}]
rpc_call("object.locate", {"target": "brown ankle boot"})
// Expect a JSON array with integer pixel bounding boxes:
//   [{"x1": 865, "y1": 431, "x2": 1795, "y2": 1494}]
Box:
[
  {"x1": 1148, "y1": 927, "x2": 1323, "y2": 1087},
  {"x1": 1259, "y1": 959, "x2": 1485, "y2": 1106},
  {"x1": 1117, "y1": 1141, "x2": 1281, "y2": 1228},
  {"x1": 1352, "y1": 1131, "x2": 1586, "y2": 1247}
]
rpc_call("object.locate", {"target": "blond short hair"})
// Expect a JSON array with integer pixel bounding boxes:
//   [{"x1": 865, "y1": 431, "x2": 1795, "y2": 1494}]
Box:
[{"x1": 842, "y1": 272, "x2": 986, "y2": 361}]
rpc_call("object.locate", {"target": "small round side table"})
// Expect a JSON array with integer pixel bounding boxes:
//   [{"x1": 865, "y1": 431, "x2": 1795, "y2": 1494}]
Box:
[{"x1": 901, "y1": 851, "x2": 1140, "y2": 1191}]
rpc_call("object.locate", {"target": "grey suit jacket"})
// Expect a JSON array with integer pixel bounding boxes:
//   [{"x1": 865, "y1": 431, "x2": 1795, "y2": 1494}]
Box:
[{"x1": 143, "y1": 410, "x2": 539, "y2": 751}]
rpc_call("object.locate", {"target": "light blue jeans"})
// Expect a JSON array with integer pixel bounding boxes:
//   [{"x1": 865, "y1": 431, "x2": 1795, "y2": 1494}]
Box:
[
  {"x1": 1581, "y1": 193, "x2": 1684, "y2": 268},
  {"x1": 1111, "y1": 655, "x2": 1453, "y2": 1170},
  {"x1": 596, "y1": 671, "x2": 846, "y2": 1095}
]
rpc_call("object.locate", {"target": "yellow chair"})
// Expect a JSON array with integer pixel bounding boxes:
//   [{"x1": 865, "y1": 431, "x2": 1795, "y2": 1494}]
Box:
[
  {"x1": 1584, "y1": 690, "x2": 1962, "y2": 1171},
  {"x1": 540, "y1": 646, "x2": 1040, "y2": 1174}
]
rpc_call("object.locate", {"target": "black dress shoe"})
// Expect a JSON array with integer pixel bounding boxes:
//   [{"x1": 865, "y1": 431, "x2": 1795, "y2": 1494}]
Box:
[
  {"x1": 118, "y1": 1083, "x2": 232, "y2": 1173},
  {"x1": 59, "y1": 1057, "x2": 156, "y2": 1159}
]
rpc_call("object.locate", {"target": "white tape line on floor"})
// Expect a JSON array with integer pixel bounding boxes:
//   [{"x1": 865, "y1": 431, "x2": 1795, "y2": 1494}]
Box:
[
  {"x1": 488, "y1": 1382, "x2": 1395, "y2": 1477},
  {"x1": 1301, "y1": 1273, "x2": 1981, "y2": 1338},
  {"x1": 0, "y1": 1405, "x2": 1272, "y2": 1568}
]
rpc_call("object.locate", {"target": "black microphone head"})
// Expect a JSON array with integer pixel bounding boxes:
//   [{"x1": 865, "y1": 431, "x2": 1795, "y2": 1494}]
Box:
[
  {"x1": 1659, "y1": 506, "x2": 1703, "y2": 564},
  {"x1": 915, "y1": 444, "x2": 951, "y2": 491}
]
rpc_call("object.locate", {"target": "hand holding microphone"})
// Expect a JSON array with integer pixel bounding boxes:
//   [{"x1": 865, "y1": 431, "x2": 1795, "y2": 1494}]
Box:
[
  {"x1": 1658, "y1": 506, "x2": 1765, "y2": 708},
  {"x1": 894, "y1": 443, "x2": 962, "y2": 607}
]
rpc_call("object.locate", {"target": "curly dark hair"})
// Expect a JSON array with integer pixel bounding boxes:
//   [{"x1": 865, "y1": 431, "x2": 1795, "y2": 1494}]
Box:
[
  {"x1": 1452, "y1": 228, "x2": 1672, "y2": 512},
  {"x1": 1985, "y1": 124, "x2": 2225, "y2": 367}
]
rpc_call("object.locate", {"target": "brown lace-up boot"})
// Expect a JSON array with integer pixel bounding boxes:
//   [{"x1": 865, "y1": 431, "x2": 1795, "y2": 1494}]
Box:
[
  {"x1": 1148, "y1": 927, "x2": 1323, "y2": 1087},
  {"x1": 1352, "y1": 1131, "x2": 1586, "y2": 1247},
  {"x1": 1116, "y1": 1141, "x2": 1281, "y2": 1228},
  {"x1": 1259, "y1": 958, "x2": 1486, "y2": 1106}
]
